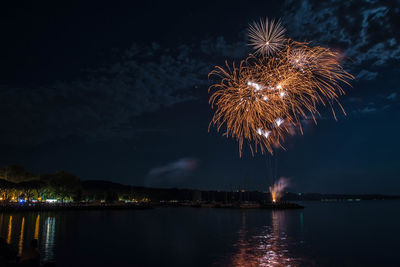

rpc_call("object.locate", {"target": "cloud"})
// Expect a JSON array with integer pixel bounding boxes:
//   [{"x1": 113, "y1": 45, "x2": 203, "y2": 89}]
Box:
[
  {"x1": 0, "y1": 32, "x2": 251, "y2": 146},
  {"x1": 283, "y1": 0, "x2": 400, "y2": 80},
  {"x1": 146, "y1": 158, "x2": 199, "y2": 187},
  {"x1": 351, "y1": 103, "x2": 391, "y2": 116},
  {"x1": 347, "y1": 97, "x2": 363, "y2": 103},
  {"x1": 386, "y1": 92, "x2": 397, "y2": 100},
  {"x1": 200, "y1": 35, "x2": 247, "y2": 58},
  {"x1": 0, "y1": 43, "x2": 214, "y2": 145},
  {"x1": 348, "y1": 90, "x2": 398, "y2": 115},
  {"x1": 356, "y1": 70, "x2": 378, "y2": 81},
  {"x1": 148, "y1": 158, "x2": 199, "y2": 177},
  {"x1": 359, "y1": 106, "x2": 377, "y2": 114}
]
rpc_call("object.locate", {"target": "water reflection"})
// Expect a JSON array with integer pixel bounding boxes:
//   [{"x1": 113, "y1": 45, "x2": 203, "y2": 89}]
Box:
[
  {"x1": 229, "y1": 211, "x2": 300, "y2": 267},
  {"x1": 0, "y1": 214, "x2": 56, "y2": 262},
  {"x1": 34, "y1": 214, "x2": 40, "y2": 240},
  {"x1": 18, "y1": 217, "x2": 25, "y2": 255},
  {"x1": 7, "y1": 215, "x2": 12, "y2": 244},
  {"x1": 43, "y1": 217, "x2": 56, "y2": 262}
]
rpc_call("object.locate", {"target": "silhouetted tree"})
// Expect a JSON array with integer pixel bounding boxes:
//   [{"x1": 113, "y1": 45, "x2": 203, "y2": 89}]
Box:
[
  {"x1": 16, "y1": 181, "x2": 37, "y2": 202},
  {"x1": 105, "y1": 191, "x2": 118, "y2": 203},
  {"x1": 0, "y1": 165, "x2": 36, "y2": 183},
  {"x1": 0, "y1": 179, "x2": 16, "y2": 201},
  {"x1": 47, "y1": 171, "x2": 81, "y2": 202}
]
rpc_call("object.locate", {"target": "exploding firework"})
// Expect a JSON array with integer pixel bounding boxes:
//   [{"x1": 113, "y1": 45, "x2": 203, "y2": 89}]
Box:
[
  {"x1": 209, "y1": 19, "x2": 353, "y2": 156},
  {"x1": 248, "y1": 18, "x2": 286, "y2": 56},
  {"x1": 208, "y1": 60, "x2": 294, "y2": 155},
  {"x1": 269, "y1": 177, "x2": 289, "y2": 203}
]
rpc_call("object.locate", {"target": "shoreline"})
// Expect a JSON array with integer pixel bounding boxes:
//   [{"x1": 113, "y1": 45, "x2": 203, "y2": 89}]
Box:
[
  {"x1": 0, "y1": 201, "x2": 304, "y2": 212},
  {"x1": 0, "y1": 203, "x2": 153, "y2": 212}
]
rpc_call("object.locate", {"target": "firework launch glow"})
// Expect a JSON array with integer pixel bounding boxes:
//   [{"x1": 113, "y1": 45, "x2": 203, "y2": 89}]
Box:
[
  {"x1": 269, "y1": 177, "x2": 289, "y2": 203},
  {"x1": 209, "y1": 18, "x2": 354, "y2": 156}
]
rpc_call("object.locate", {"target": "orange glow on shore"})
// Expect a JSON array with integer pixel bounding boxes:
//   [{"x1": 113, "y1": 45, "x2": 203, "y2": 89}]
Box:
[
  {"x1": 269, "y1": 177, "x2": 289, "y2": 203},
  {"x1": 271, "y1": 192, "x2": 277, "y2": 203}
]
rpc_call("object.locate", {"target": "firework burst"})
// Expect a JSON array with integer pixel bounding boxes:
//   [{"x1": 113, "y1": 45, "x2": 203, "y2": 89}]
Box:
[
  {"x1": 248, "y1": 18, "x2": 286, "y2": 56},
  {"x1": 209, "y1": 26, "x2": 353, "y2": 156}
]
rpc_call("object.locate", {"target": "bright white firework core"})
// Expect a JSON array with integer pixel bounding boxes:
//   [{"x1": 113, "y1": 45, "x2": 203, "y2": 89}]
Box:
[
  {"x1": 247, "y1": 81, "x2": 262, "y2": 91},
  {"x1": 275, "y1": 118, "x2": 284, "y2": 126},
  {"x1": 256, "y1": 128, "x2": 271, "y2": 138}
]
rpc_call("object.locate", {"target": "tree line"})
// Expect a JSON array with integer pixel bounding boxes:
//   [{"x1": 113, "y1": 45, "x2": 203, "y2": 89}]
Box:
[{"x1": 0, "y1": 165, "x2": 81, "y2": 202}]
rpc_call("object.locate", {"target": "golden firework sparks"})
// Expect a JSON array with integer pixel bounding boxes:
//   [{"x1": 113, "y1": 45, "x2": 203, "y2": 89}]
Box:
[{"x1": 209, "y1": 27, "x2": 353, "y2": 156}]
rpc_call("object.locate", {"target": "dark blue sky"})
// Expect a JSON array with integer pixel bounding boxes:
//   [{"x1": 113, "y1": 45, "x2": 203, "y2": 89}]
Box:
[{"x1": 0, "y1": 1, "x2": 399, "y2": 194}]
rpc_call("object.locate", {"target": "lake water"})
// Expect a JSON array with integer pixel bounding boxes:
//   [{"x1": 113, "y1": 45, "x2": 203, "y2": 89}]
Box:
[{"x1": 0, "y1": 201, "x2": 399, "y2": 266}]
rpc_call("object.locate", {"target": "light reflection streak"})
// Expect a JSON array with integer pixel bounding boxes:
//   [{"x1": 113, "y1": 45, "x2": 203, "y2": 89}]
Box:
[
  {"x1": 1, "y1": 214, "x2": 57, "y2": 261},
  {"x1": 43, "y1": 217, "x2": 56, "y2": 262},
  {"x1": 229, "y1": 211, "x2": 300, "y2": 267},
  {"x1": 7, "y1": 215, "x2": 12, "y2": 244},
  {"x1": 18, "y1": 217, "x2": 25, "y2": 255},
  {"x1": 299, "y1": 212, "x2": 305, "y2": 246},
  {"x1": 34, "y1": 214, "x2": 40, "y2": 240},
  {"x1": 0, "y1": 214, "x2": 3, "y2": 233}
]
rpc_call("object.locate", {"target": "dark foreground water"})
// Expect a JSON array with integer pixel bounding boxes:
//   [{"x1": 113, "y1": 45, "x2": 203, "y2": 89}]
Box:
[{"x1": 1, "y1": 201, "x2": 399, "y2": 267}]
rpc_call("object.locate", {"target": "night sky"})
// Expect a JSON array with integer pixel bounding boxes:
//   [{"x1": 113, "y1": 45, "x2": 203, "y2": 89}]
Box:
[{"x1": 0, "y1": 1, "x2": 399, "y2": 194}]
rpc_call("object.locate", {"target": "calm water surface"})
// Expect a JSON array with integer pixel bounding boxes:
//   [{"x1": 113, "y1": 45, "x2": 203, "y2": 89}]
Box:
[{"x1": 0, "y1": 201, "x2": 399, "y2": 266}]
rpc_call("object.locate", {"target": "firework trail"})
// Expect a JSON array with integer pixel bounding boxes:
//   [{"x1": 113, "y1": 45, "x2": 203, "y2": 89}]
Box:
[{"x1": 209, "y1": 18, "x2": 353, "y2": 156}]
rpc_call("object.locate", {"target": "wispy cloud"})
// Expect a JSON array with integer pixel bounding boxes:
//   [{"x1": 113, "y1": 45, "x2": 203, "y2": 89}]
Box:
[
  {"x1": 146, "y1": 158, "x2": 199, "y2": 187},
  {"x1": 0, "y1": 42, "x2": 216, "y2": 145},
  {"x1": 200, "y1": 35, "x2": 247, "y2": 58},
  {"x1": 357, "y1": 106, "x2": 377, "y2": 114},
  {"x1": 0, "y1": 32, "x2": 250, "y2": 146},
  {"x1": 386, "y1": 92, "x2": 397, "y2": 100},
  {"x1": 356, "y1": 70, "x2": 378, "y2": 81},
  {"x1": 284, "y1": 0, "x2": 400, "y2": 80}
]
